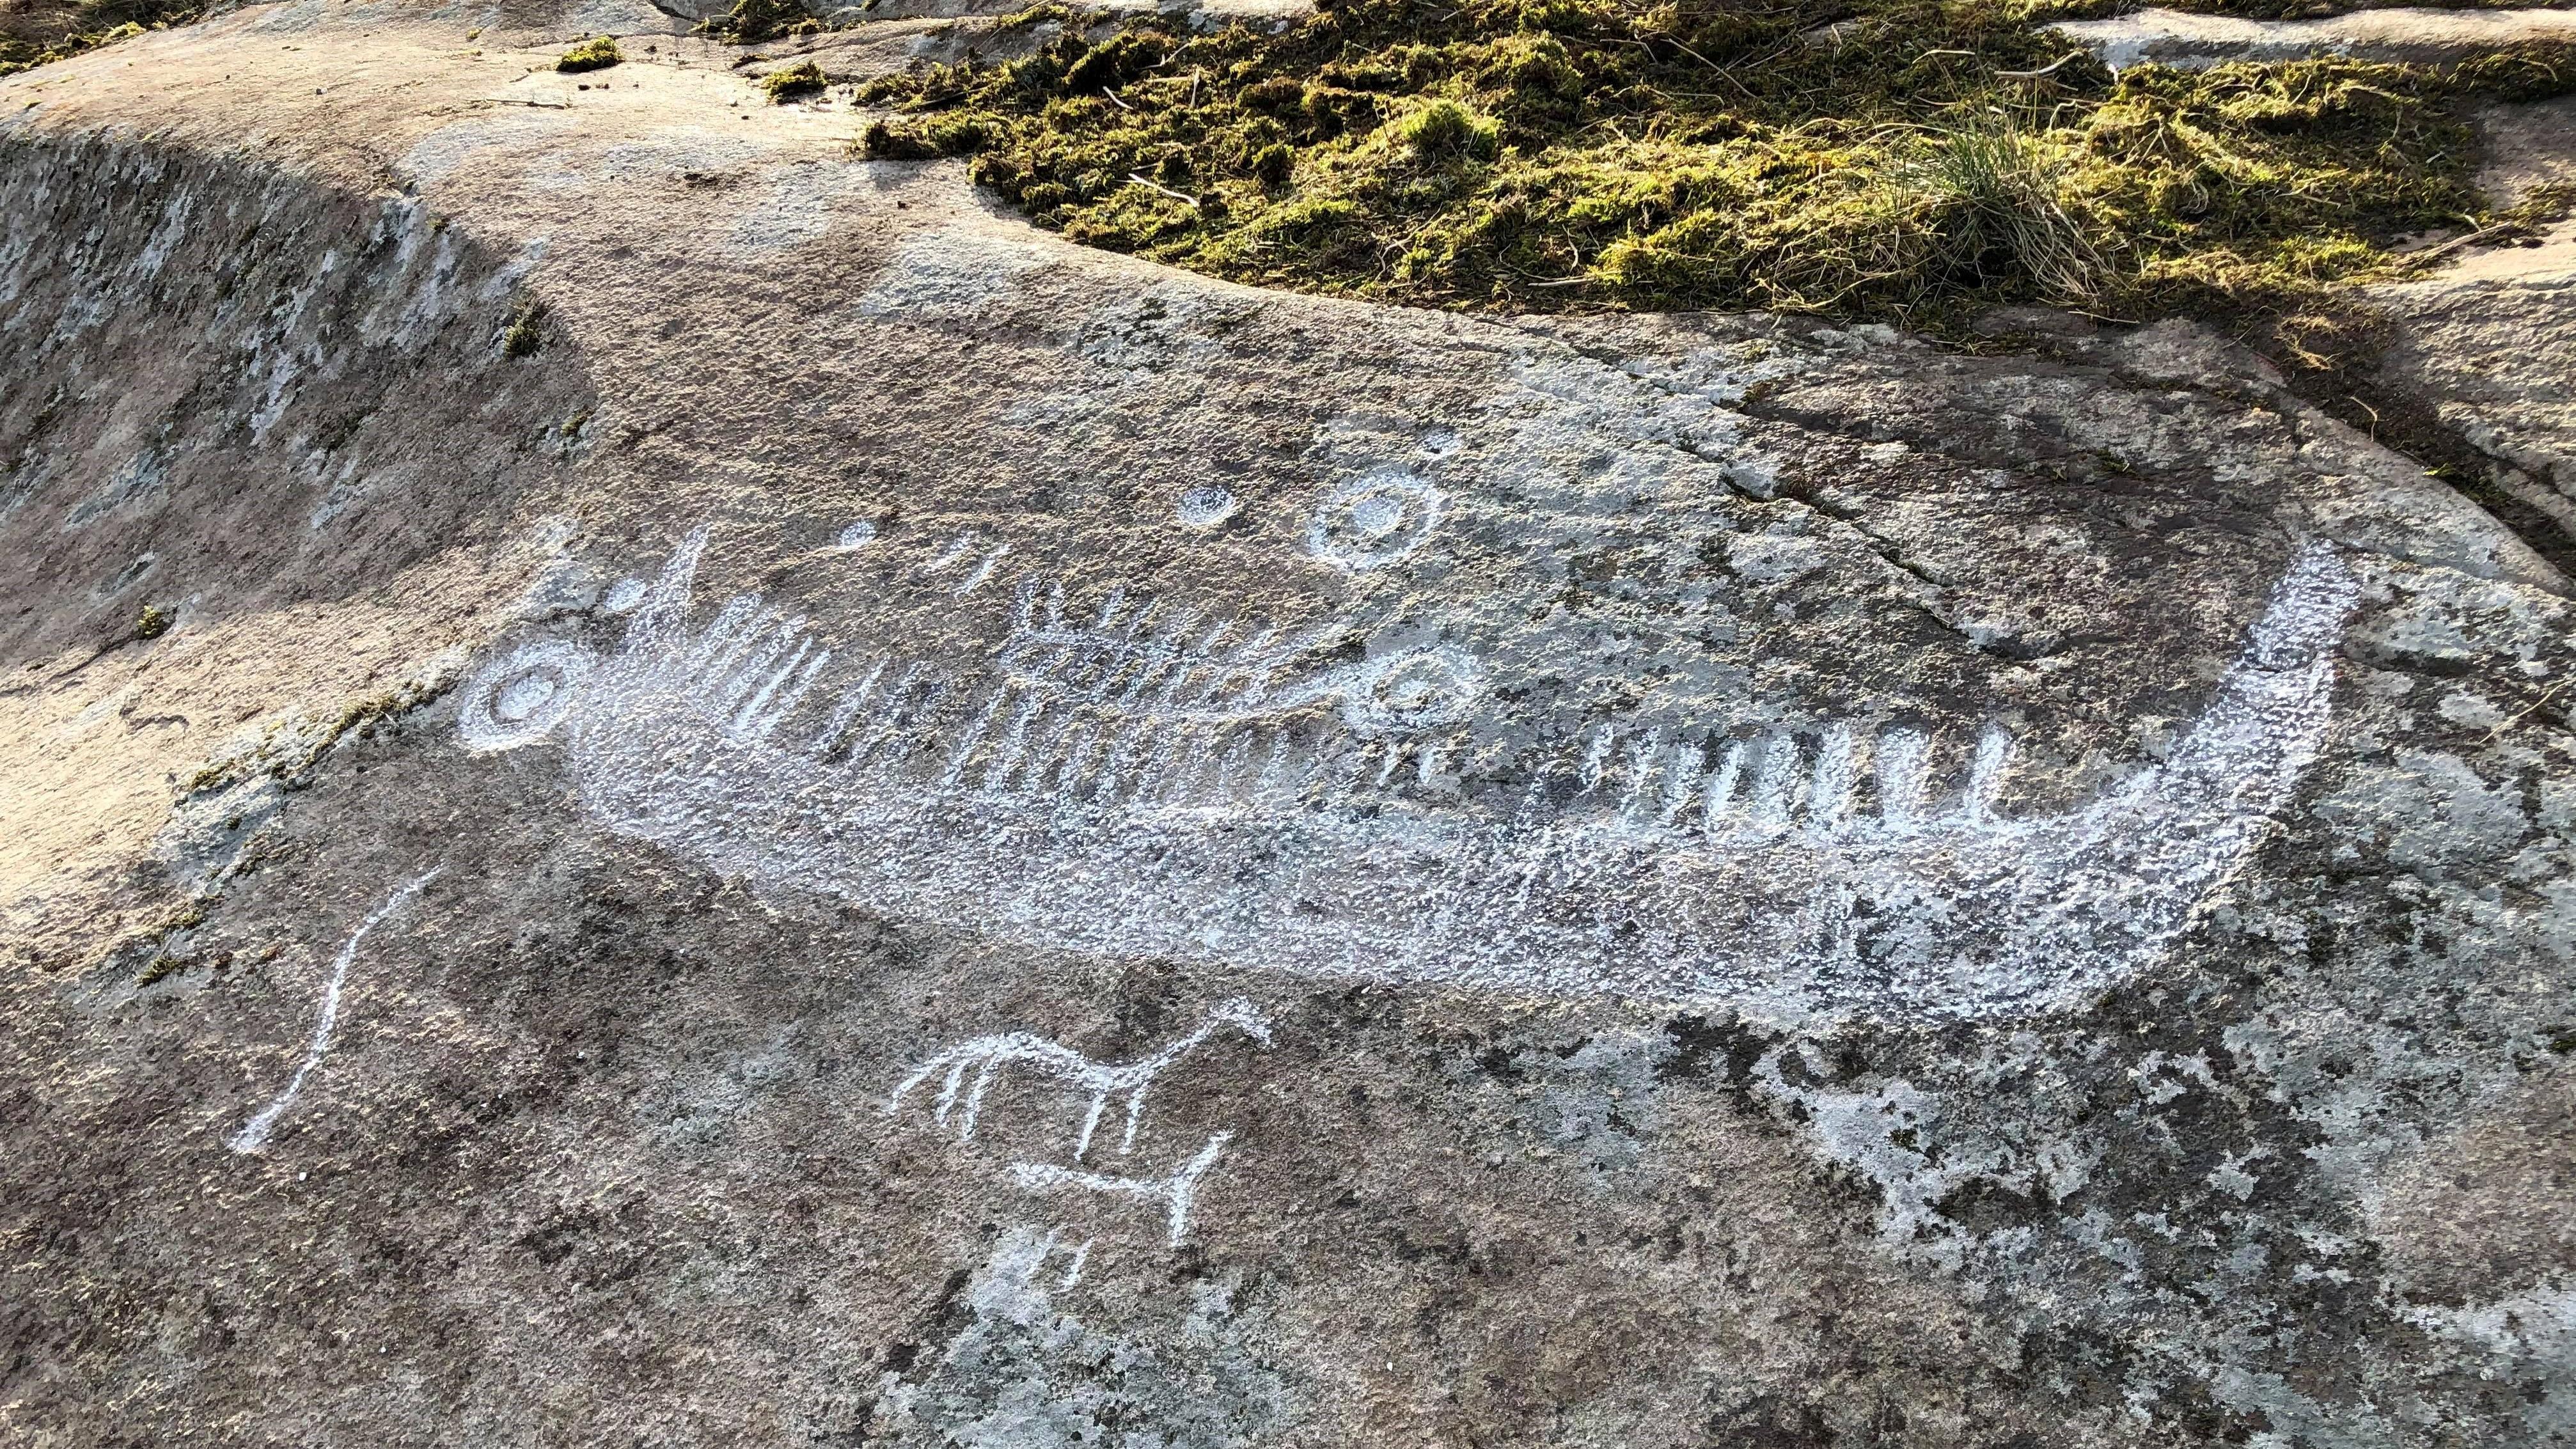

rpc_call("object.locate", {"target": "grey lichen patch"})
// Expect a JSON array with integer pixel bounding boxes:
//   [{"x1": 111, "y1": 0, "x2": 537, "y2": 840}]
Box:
[
  {"x1": 1491, "y1": 1026, "x2": 1674, "y2": 1178},
  {"x1": 61, "y1": 435, "x2": 172, "y2": 529},
  {"x1": 872, "y1": 1226, "x2": 1295, "y2": 1447}
]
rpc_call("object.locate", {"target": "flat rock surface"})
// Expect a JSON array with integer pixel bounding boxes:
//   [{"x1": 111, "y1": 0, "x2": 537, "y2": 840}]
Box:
[
  {"x1": 2366, "y1": 93, "x2": 2576, "y2": 569},
  {"x1": 3, "y1": 7, "x2": 2576, "y2": 1446},
  {"x1": 2053, "y1": 3, "x2": 2576, "y2": 68}
]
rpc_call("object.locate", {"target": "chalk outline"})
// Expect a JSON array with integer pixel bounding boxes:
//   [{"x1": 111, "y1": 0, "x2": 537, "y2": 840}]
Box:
[
  {"x1": 1009, "y1": 1133, "x2": 1234, "y2": 1248},
  {"x1": 467, "y1": 525, "x2": 2360, "y2": 1021},
  {"x1": 888, "y1": 999, "x2": 1272, "y2": 1161}
]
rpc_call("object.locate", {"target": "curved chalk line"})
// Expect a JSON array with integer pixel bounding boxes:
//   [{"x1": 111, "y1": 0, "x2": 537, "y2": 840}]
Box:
[{"x1": 225, "y1": 868, "x2": 441, "y2": 1154}]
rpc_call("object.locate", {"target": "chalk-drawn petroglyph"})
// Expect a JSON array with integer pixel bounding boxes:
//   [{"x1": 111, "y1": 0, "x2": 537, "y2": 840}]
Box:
[
  {"x1": 601, "y1": 577, "x2": 648, "y2": 615},
  {"x1": 888, "y1": 999, "x2": 1273, "y2": 1161},
  {"x1": 458, "y1": 639, "x2": 593, "y2": 752},
  {"x1": 1342, "y1": 647, "x2": 1483, "y2": 735},
  {"x1": 989, "y1": 581, "x2": 1483, "y2": 747},
  {"x1": 1307, "y1": 469, "x2": 1440, "y2": 571},
  {"x1": 925, "y1": 530, "x2": 1013, "y2": 597},
  {"x1": 457, "y1": 521, "x2": 2359, "y2": 1022},
  {"x1": 227, "y1": 868, "x2": 441, "y2": 1154},
  {"x1": 976, "y1": 1226, "x2": 1097, "y2": 1291},
  {"x1": 1011, "y1": 1133, "x2": 1234, "y2": 1248},
  {"x1": 888, "y1": 1005, "x2": 1266, "y2": 1246},
  {"x1": 1174, "y1": 485, "x2": 1238, "y2": 529}
]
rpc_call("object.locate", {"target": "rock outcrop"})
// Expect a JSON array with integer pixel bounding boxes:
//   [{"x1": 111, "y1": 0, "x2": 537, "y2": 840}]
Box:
[{"x1": 3, "y1": 6, "x2": 2574, "y2": 1446}]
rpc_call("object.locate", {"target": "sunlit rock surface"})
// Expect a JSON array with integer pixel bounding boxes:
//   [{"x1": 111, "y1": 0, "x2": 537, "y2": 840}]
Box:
[{"x1": 3, "y1": 6, "x2": 2574, "y2": 1445}]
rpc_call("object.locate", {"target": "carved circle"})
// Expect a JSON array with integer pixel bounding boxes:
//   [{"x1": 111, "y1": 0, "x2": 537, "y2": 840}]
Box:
[
  {"x1": 458, "y1": 639, "x2": 597, "y2": 752},
  {"x1": 1175, "y1": 485, "x2": 1239, "y2": 529},
  {"x1": 1307, "y1": 470, "x2": 1441, "y2": 571},
  {"x1": 1341, "y1": 646, "x2": 1485, "y2": 734}
]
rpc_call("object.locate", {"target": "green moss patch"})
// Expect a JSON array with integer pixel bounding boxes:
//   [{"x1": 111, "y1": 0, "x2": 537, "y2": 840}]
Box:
[
  {"x1": 762, "y1": 58, "x2": 828, "y2": 102},
  {"x1": 697, "y1": 0, "x2": 823, "y2": 44},
  {"x1": 1, "y1": 0, "x2": 196, "y2": 79},
  {"x1": 500, "y1": 294, "x2": 547, "y2": 357},
  {"x1": 556, "y1": 35, "x2": 622, "y2": 72},
  {"x1": 854, "y1": 0, "x2": 2575, "y2": 344}
]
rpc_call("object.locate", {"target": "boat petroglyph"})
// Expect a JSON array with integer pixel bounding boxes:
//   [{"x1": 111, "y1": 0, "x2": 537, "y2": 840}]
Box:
[{"x1": 457, "y1": 522, "x2": 2358, "y2": 1024}]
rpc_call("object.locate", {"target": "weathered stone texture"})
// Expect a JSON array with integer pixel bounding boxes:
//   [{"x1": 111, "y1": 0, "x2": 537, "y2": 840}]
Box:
[{"x1": 3, "y1": 8, "x2": 2573, "y2": 1447}]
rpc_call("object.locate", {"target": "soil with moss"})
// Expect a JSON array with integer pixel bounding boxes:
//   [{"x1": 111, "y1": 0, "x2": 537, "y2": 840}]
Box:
[
  {"x1": 0, "y1": 0, "x2": 197, "y2": 77},
  {"x1": 858, "y1": 0, "x2": 2575, "y2": 345}
]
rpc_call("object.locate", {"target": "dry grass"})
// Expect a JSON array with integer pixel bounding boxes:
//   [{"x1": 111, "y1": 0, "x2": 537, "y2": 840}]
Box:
[{"x1": 854, "y1": 0, "x2": 2574, "y2": 344}]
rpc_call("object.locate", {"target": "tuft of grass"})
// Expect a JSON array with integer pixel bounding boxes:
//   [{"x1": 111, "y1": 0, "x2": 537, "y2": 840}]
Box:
[
  {"x1": 762, "y1": 58, "x2": 828, "y2": 103},
  {"x1": 133, "y1": 604, "x2": 171, "y2": 640},
  {"x1": 696, "y1": 0, "x2": 819, "y2": 45},
  {"x1": 1394, "y1": 98, "x2": 1502, "y2": 162},
  {"x1": 133, "y1": 898, "x2": 208, "y2": 987},
  {"x1": 994, "y1": 2, "x2": 1084, "y2": 29},
  {"x1": 1914, "y1": 111, "x2": 2106, "y2": 303},
  {"x1": 852, "y1": 0, "x2": 2576, "y2": 352},
  {"x1": 555, "y1": 35, "x2": 621, "y2": 73},
  {"x1": 501, "y1": 294, "x2": 546, "y2": 357}
]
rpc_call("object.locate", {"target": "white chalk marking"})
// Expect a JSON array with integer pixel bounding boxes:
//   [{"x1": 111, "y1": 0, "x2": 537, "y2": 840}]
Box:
[
  {"x1": 1964, "y1": 723, "x2": 2013, "y2": 827},
  {"x1": 1176, "y1": 485, "x2": 1238, "y2": 528},
  {"x1": 1307, "y1": 469, "x2": 1442, "y2": 572},
  {"x1": 503, "y1": 526, "x2": 2362, "y2": 1022},
  {"x1": 1579, "y1": 725, "x2": 1614, "y2": 794},
  {"x1": 1658, "y1": 742, "x2": 1698, "y2": 825},
  {"x1": 808, "y1": 655, "x2": 889, "y2": 758},
  {"x1": 953, "y1": 544, "x2": 1012, "y2": 598},
  {"x1": 942, "y1": 687, "x2": 1010, "y2": 788},
  {"x1": 457, "y1": 639, "x2": 597, "y2": 752},
  {"x1": 1618, "y1": 726, "x2": 1664, "y2": 826},
  {"x1": 1701, "y1": 740, "x2": 1745, "y2": 837},
  {"x1": 1750, "y1": 733, "x2": 1802, "y2": 834},
  {"x1": 888, "y1": 999, "x2": 1272, "y2": 1161},
  {"x1": 1416, "y1": 737, "x2": 1450, "y2": 787},
  {"x1": 226, "y1": 869, "x2": 441, "y2": 1154},
  {"x1": 1374, "y1": 741, "x2": 1406, "y2": 788},
  {"x1": 983, "y1": 696, "x2": 1049, "y2": 793},
  {"x1": 1875, "y1": 727, "x2": 1929, "y2": 832},
  {"x1": 927, "y1": 533, "x2": 975, "y2": 570},
  {"x1": 1009, "y1": 1133, "x2": 1234, "y2": 1247},
  {"x1": 1810, "y1": 723, "x2": 1858, "y2": 833}
]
